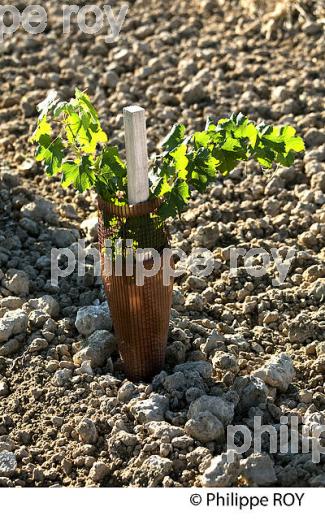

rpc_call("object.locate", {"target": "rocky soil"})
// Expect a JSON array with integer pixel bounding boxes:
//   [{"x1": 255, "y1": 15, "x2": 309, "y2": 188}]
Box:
[{"x1": 0, "y1": 0, "x2": 324, "y2": 487}]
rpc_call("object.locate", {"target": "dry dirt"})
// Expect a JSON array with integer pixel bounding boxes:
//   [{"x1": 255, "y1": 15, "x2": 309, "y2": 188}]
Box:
[{"x1": 0, "y1": 0, "x2": 324, "y2": 487}]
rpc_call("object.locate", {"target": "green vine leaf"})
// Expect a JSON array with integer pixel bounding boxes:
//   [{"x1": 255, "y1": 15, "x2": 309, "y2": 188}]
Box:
[
  {"x1": 37, "y1": 90, "x2": 60, "y2": 120},
  {"x1": 36, "y1": 137, "x2": 64, "y2": 176},
  {"x1": 285, "y1": 136, "x2": 305, "y2": 153},
  {"x1": 161, "y1": 123, "x2": 186, "y2": 152},
  {"x1": 30, "y1": 116, "x2": 52, "y2": 143},
  {"x1": 170, "y1": 144, "x2": 189, "y2": 178},
  {"x1": 32, "y1": 89, "x2": 305, "y2": 221},
  {"x1": 61, "y1": 162, "x2": 80, "y2": 188}
]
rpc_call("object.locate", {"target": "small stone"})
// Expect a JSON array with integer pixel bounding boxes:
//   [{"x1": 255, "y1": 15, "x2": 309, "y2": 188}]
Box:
[
  {"x1": 2, "y1": 269, "x2": 29, "y2": 296},
  {"x1": 21, "y1": 97, "x2": 37, "y2": 117},
  {"x1": 0, "y1": 381, "x2": 9, "y2": 397},
  {"x1": 20, "y1": 217, "x2": 39, "y2": 237},
  {"x1": 0, "y1": 338, "x2": 20, "y2": 357},
  {"x1": 0, "y1": 169, "x2": 19, "y2": 188},
  {"x1": 169, "y1": 327, "x2": 190, "y2": 343},
  {"x1": 312, "y1": 355, "x2": 325, "y2": 374},
  {"x1": 188, "y1": 395, "x2": 235, "y2": 426},
  {"x1": 140, "y1": 455, "x2": 173, "y2": 486},
  {"x1": 314, "y1": 190, "x2": 325, "y2": 204},
  {"x1": 77, "y1": 418, "x2": 98, "y2": 444},
  {"x1": 75, "y1": 303, "x2": 112, "y2": 336},
  {"x1": 309, "y1": 279, "x2": 325, "y2": 302},
  {"x1": 18, "y1": 158, "x2": 37, "y2": 173},
  {"x1": 163, "y1": 371, "x2": 187, "y2": 393},
  {"x1": 136, "y1": 65, "x2": 155, "y2": 79},
  {"x1": 102, "y1": 71, "x2": 119, "y2": 88},
  {"x1": 212, "y1": 352, "x2": 239, "y2": 374},
  {"x1": 166, "y1": 341, "x2": 186, "y2": 365},
  {"x1": 160, "y1": 443, "x2": 171, "y2": 457},
  {"x1": 182, "y1": 82, "x2": 207, "y2": 105},
  {"x1": 252, "y1": 353, "x2": 295, "y2": 392},
  {"x1": 298, "y1": 231, "x2": 318, "y2": 248},
  {"x1": 172, "y1": 288, "x2": 185, "y2": 309},
  {"x1": 185, "y1": 293, "x2": 204, "y2": 312},
  {"x1": 50, "y1": 227, "x2": 80, "y2": 247},
  {"x1": 42, "y1": 331, "x2": 55, "y2": 343},
  {"x1": 89, "y1": 461, "x2": 110, "y2": 482},
  {"x1": 232, "y1": 376, "x2": 268, "y2": 414},
  {"x1": 115, "y1": 431, "x2": 138, "y2": 446},
  {"x1": 0, "y1": 440, "x2": 15, "y2": 452},
  {"x1": 192, "y1": 222, "x2": 219, "y2": 249},
  {"x1": 25, "y1": 295, "x2": 60, "y2": 319},
  {"x1": 46, "y1": 360, "x2": 59, "y2": 373},
  {"x1": 186, "y1": 386, "x2": 205, "y2": 403},
  {"x1": 171, "y1": 435, "x2": 193, "y2": 450},
  {"x1": 117, "y1": 381, "x2": 137, "y2": 403},
  {"x1": 32, "y1": 468, "x2": 44, "y2": 482},
  {"x1": 21, "y1": 197, "x2": 58, "y2": 224},
  {"x1": 146, "y1": 421, "x2": 184, "y2": 440},
  {"x1": 53, "y1": 368, "x2": 72, "y2": 387},
  {"x1": 303, "y1": 264, "x2": 325, "y2": 282},
  {"x1": 304, "y1": 411, "x2": 325, "y2": 439},
  {"x1": 3, "y1": 94, "x2": 20, "y2": 108},
  {"x1": 298, "y1": 389, "x2": 313, "y2": 404},
  {"x1": 185, "y1": 412, "x2": 224, "y2": 443},
  {"x1": 52, "y1": 416, "x2": 64, "y2": 428},
  {"x1": 271, "y1": 86, "x2": 289, "y2": 102},
  {"x1": 263, "y1": 311, "x2": 279, "y2": 325},
  {"x1": 0, "y1": 297, "x2": 24, "y2": 311},
  {"x1": 61, "y1": 459, "x2": 73, "y2": 476},
  {"x1": 28, "y1": 337, "x2": 48, "y2": 353},
  {"x1": 35, "y1": 256, "x2": 51, "y2": 269},
  {"x1": 178, "y1": 59, "x2": 197, "y2": 75},
  {"x1": 202, "y1": 330, "x2": 225, "y2": 355},
  {"x1": 265, "y1": 176, "x2": 285, "y2": 195},
  {"x1": 202, "y1": 450, "x2": 241, "y2": 487},
  {"x1": 73, "y1": 330, "x2": 116, "y2": 368},
  {"x1": 240, "y1": 453, "x2": 277, "y2": 486},
  {"x1": 302, "y1": 22, "x2": 323, "y2": 35},
  {"x1": 0, "y1": 310, "x2": 28, "y2": 343},
  {"x1": 310, "y1": 171, "x2": 325, "y2": 192},
  {"x1": 0, "y1": 451, "x2": 17, "y2": 477},
  {"x1": 60, "y1": 204, "x2": 78, "y2": 220},
  {"x1": 186, "y1": 275, "x2": 207, "y2": 291},
  {"x1": 305, "y1": 129, "x2": 325, "y2": 148},
  {"x1": 174, "y1": 361, "x2": 213, "y2": 380},
  {"x1": 130, "y1": 394, "x2": 169, "y2": 424},
  {"x1": 76, "y1": 361, "x2": 94, "y2": 376},
  {"x1": 28, "y1": 310, "x2": 50, "y2": 329},
  {"x1": 286, "y1": 312, "x2": 314, "y2": 343}
]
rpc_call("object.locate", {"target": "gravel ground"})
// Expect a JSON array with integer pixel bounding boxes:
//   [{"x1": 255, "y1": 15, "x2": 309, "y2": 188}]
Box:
[{"x1": 0, "y1": 0, "x2": 324, "y2": 487}]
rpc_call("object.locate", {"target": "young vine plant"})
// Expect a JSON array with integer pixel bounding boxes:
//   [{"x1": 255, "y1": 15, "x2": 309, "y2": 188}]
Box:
[{"x1": 32, "y1": 88, "x2": 305, "y2": 220}]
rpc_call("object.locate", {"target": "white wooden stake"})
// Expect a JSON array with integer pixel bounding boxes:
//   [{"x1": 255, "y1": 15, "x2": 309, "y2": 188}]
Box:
[{"x1": 123, "y1": 105, "x2": 149, "y2": 205}]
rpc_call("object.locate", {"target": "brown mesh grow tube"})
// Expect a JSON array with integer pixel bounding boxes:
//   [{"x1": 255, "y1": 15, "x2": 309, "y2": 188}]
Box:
[{"x1": 98, "y1": 197, "x2": 174, "y2": 381}]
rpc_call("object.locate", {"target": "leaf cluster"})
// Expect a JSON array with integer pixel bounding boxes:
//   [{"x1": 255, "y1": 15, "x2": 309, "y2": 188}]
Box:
[
  {"x1": 32, "y1": 90, "x2": 305, "y2": 221},
  {"x1": 151, "y1": 113, "x2": 304, "y2": 218},
  {"x1": 31, "y1": 88, "x2": 127, "y2": 205}
]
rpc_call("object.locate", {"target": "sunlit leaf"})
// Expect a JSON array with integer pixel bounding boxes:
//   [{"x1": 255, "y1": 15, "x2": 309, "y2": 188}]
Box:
[
  {"x1": 170, "y1": 144, "x2": 189, "y2": 177},
  {"x1": 43, "y1": 138, "x2": 64, "y2": 176},
  {"x1": 31, "y1": 116, "x2": 52, "y2": 143},
  {"x1": 37, "y1": 89, "x2": 60, "y2": 119},
  {"x1": 285, "y1": 136, "x2": 305, "y2": 153},
  {"x1": 161, "y1": 124, "x2": 186, "y2": 151},
  {"x1": 194, "y1": 131, "x2": 210, "y2": 148},
  {"x1": 61, "y1": 162, "x2": 79, "y2": 188}
]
